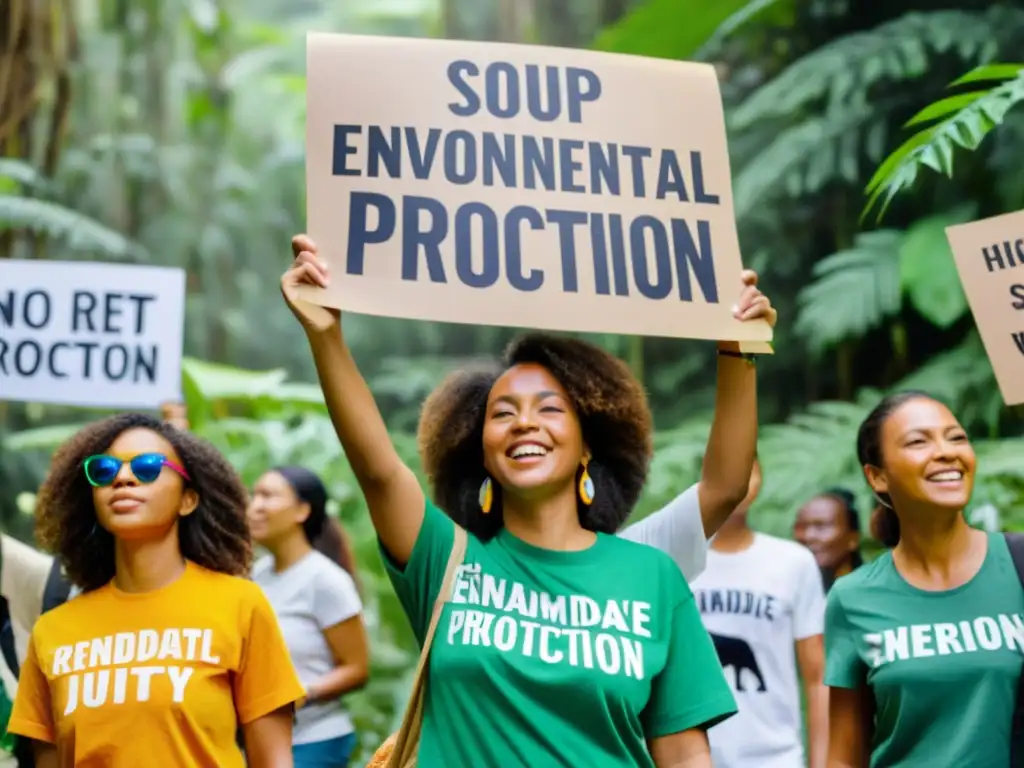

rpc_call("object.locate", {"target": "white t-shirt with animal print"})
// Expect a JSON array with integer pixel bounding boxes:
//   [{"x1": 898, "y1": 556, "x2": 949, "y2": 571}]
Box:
[{"x1": 691, "y1": 533, "x2": 826, "y2": 768}]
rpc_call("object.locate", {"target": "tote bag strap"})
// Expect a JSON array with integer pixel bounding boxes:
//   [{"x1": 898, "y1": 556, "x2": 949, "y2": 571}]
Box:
[
  {"x1": 1004, "y1": 532, "x2": 1024, "y2": 767},
  {"x1": 387, "y1": 525, "x2": 468, "y2": 767}
]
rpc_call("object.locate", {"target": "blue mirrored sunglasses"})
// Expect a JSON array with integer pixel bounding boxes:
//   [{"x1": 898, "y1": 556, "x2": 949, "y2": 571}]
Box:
[{"x1": 83, "y1": 453, "x2": 190, "y2": 487}]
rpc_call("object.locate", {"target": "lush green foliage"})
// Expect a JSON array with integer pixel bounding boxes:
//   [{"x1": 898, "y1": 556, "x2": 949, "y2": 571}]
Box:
[
  {"x1": 865, "y1": 63, "x2": 1024, "y2": 221},
  {"x1": 3, "y1": 0, "x2": 1024, "y2": 761}
]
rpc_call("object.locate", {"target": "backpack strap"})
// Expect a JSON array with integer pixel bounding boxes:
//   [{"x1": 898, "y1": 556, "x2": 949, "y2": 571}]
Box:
[
  {"x1": 40, "y1": 561, "x2": 71, "y2": 615},
  {"x1": 0, "y1": 542, "x2": 17, "y2": 681},
  {"x1": 0, "y1": 602, "x2": 18, "y2": 680},
  {"x1": 1004, "y1": 533, "x2": 1024, "y2": 766}
]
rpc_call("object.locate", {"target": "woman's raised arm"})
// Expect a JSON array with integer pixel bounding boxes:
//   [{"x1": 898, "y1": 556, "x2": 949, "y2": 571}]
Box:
[
  {"x1": 281, "y1": 235, "x2": 424, "y2": 565},
  {"x1": 698, "y1": 269, "x2": 776, "y2": 537}
]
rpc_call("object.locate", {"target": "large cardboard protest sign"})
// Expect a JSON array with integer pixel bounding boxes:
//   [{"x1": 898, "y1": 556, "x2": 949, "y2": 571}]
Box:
[
  {"x1": 301, "y1": 34, "x2": 772, "y2": 345},
  {"x1": 0, "y1": 260, "x2": 186, "y2": 409},
  {"x1": 944, "y1": 210, "x2": 1024, "y2": 405}
]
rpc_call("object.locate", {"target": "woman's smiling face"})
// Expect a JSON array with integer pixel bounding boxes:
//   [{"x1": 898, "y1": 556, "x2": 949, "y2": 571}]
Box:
[
  {"x1": 482, "y1": 363, "x2": 586, "y2": 502},
  {"x1": 866, "y1": 397, "x2": 976, "y2": 512}
]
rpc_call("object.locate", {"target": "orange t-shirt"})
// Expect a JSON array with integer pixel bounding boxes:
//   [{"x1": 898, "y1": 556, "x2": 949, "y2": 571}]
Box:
[{"x1": 8, "y1": 561, "x2": 305, "y2": 767}]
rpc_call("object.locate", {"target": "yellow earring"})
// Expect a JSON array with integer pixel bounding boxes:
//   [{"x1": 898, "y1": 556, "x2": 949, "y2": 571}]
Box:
[
  {"x1": 479, "y1": 477, "x2": 493, "y2": 514},
  {"x1": 578, "y1": 458, "x2": 595, "y2": 506}
]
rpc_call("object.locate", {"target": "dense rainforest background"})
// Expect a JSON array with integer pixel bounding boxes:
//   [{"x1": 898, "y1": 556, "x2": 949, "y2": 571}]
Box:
[{"x1": 2, "y1": 0, "x2": 1023, "y2": 760}]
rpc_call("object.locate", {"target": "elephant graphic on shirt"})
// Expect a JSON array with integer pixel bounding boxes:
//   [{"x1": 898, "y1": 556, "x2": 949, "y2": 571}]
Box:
[{"x1": 709, "y1": 632, "x2": 767, "y2": 693}]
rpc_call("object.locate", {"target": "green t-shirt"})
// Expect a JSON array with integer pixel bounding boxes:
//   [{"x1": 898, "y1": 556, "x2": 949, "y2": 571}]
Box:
[
  {"x1": 824, "y1": 532, "x2": 1024, "y2": 768},
  {"x1": 382, "y1": 500, "x2": 737, "y2": 767}
]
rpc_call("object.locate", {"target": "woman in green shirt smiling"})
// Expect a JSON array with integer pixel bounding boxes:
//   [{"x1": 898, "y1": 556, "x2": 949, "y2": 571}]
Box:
[
  {"x1": 281, "y1": 234, "x2": 776, "y2": 768},
  {"x1": 825, "y1": 391, "x2": 1024, "y2": 768}
]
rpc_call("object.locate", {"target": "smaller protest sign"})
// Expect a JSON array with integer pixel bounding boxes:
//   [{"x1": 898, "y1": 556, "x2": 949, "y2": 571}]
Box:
[
  {"x1": 0, "y1": 260, "x2": 186, "y2": 409},
  {"x1": 944, "y1": 209, "x2": 1024, "y2": 405}
]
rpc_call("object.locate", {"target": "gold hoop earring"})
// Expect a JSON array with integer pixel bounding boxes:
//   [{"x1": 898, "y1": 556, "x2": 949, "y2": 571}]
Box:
[
  {"x1": 578, "y1": 458, "x2": 595, "y2": 506},
  {"x1": 479, "y1": 477, "x2": 493, "y2": 514}
]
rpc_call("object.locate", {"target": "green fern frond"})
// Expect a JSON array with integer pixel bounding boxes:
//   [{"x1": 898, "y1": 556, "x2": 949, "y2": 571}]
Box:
[
  {"x1": 892, "y1": 331, "x2": 1002, "y2": 432},
  {"x1": 3, "y1": 423, "x2": 90, "y2": 451},
  {"x1": 975, "y1": 438, "x2": 1024, "y2": 480},
  {"x1": 755, "y1": 393, "x2": 880, "y2": 534},
  {"x1": 0, "y1": 159, "x2": 42, "y2": 187},
  {"x1": 733, "y1": 103, "x2": 882, "y2": 217},
  {"x1": 863, "y1": 64, "x2": 1024, "y2": 222},
  {"x1": 731, "y1": 10, "x2": 1006, "y2": 131},
  {"x1": 794, "y1": 230, "x2": 903, "y2": 353},
  {"x1": 0, "y1": 195, "x2": 145, "y2": 259}
]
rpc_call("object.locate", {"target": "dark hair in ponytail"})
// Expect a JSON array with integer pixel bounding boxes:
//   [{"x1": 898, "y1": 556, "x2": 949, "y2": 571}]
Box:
[
  {"x1": 273, "y1": 466, "x2": 328, "y2": 542},
  {"x1": 822, "y1": 486, "x2": 864, "y2": 568},
  {"x1": 312, "y1": 517, "x2": 360, "y2": 590},
  {"x1": 855, "y1": 390, "x2": 936, "y2": 548},
  {"x1": 272, "y1": 466, "x2": 360, "y2": 584},
  {"x1": 870, "y1": 504, "x2": 900, "y2": 549}
]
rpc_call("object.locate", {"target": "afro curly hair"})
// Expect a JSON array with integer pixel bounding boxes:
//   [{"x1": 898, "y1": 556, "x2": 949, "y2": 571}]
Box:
[
  {"x1": 34, "y1": 412, "x2": 253, "y2": 592},
  {"x1": 417, "y1": 333, "x2": 653, "y2": 540}
]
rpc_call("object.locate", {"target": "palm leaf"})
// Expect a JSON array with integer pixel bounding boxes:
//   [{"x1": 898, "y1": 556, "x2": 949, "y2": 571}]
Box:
[
  {"x1": 731, "y1": 10, "x2": 1006, "y2": 131},
  {"x1": 733, "y1": 104, "x2": 881, "y2": 218},
  {"x1": 3, "y1": 423, "x2": 91, "y2": 451},
  {"x1": 0, "y1": 195, "x2": 145, "y2": 259},
  {"x1": 863, "y1": 64, "x2": 1024, "y2": 222},
  {"x1": 892, "y1": 331, "x2": 1002, "y2": 433},
  {"x1": 0, "y1": 159, "x2": 43, "y2": 188},
  {"x1": 794, "y1": 230, "x2": 903, "y2": 352},
  {"x1": 755, "y1": 393, "x2": 879, "y2": 535}
]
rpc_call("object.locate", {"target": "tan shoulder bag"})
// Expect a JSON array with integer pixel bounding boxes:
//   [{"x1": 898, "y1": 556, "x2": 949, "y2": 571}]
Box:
[{"x1": 367, "y1": 525, "x2": 468, "y2": 768}]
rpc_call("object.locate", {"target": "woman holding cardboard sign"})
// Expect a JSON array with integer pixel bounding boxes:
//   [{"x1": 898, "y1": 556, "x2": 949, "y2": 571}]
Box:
[{"x1": 282, "y1": 234, "x2": 775, "y2": 767}]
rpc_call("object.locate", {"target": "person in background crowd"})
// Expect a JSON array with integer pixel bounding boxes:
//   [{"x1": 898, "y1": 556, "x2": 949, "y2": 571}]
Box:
[
  {"x1": 0, "y1": 536, "x2": 71, "y2": 674},
  {"x1": 159, "y1": 401, "x2": 191, "y2": 432},
  {"x1": 826, "y1": 391, "x2": 1024, "y2": 767},
  {"x1": 280, "y1": 235, "x2": 776, "y2": 767},
  {"x1": 0, "y1": 535, "x2": 73, "y2": 768},
  {"x1": 691, "y1": 457, "x2": 828, "y2": 768},
  {"x1": 8, "y1": 413, "x2": 305, "y2": 767},
  {"x1": 793, "y1": 488, "x2": 864, "y2": 592},
  {"x1": 311, "y1": 517, "x2": 361, "y2": 588},
  {"x1": 160, "y1": 400, "x2": 364, "y2": 592},
  {"x1": 249, "y1": 466, "x2": 370, "y2": 768}
]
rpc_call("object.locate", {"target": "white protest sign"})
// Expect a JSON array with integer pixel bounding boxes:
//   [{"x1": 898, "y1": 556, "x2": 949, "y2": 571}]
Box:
[{"x1": 0, "y1": 260, "x2": 186, "y2": 409}]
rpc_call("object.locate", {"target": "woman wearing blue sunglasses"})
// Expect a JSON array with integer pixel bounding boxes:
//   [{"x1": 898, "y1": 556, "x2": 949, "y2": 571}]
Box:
[{"x1": 7, "y1": 413, "x2": 306, "y2": 768}]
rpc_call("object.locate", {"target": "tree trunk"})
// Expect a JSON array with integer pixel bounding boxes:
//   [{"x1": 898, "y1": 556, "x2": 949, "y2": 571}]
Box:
[
  {"x1": 496, "y1": 0, "x2": 534, "y2": 43},
  {"x1": 0, "y1": 0, "x2": 77, "y2": 260}
]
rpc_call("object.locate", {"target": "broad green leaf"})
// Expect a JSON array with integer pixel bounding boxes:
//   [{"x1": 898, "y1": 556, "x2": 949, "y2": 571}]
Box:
[
  {"x1": 4, "y1": 423, "x2": 89, "y2": 451},
  {"x1": 951, "y1": 63, "x2": 1024, "y2": 86},
  {"x1": 905, "y1": 92, "x2": 987, "y2": 127},
  {"x1": 898, "y1": 207, "x2": 975, "y2": 328},
  {"x1": 181, "y1": 357, "x2": 288, "y2": 400},
  {"x1": 593, "y1": 0, "x2": 757, "y2": 61}
]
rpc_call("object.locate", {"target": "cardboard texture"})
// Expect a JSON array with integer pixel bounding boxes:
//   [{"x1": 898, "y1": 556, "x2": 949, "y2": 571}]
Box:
[
  {"x1": 944, "y1": 209, "x2": 1024, "y2": 406},
  {"x1": 300, "y1": 33, "x2": 773, "y2": 346}
]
